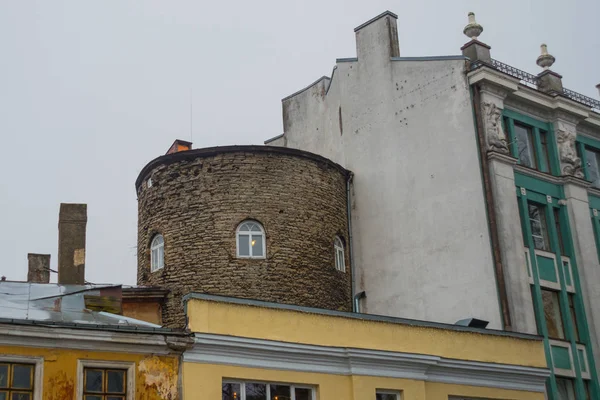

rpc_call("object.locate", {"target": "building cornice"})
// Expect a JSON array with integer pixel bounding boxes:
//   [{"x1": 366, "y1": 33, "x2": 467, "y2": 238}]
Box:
[
  {"x1": 0, "y1": 323, "x2": 192, "y2": 355},
  {"x1": 185, "y1": 333, "x2": 550, "y2": 393}
]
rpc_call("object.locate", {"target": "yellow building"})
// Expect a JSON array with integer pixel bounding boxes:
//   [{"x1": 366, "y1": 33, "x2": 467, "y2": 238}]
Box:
[
  {"x1": 183, "y1": 294, "x2": 550, "y2": 400},
  {"x1": 0, "y1": 281, "x2": 192, "y2": 400}
]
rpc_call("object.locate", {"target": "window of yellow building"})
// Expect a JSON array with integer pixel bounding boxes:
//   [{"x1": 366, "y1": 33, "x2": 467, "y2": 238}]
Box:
[
  {"x1": 0, "y1": 363, "x2": 35, "y2": 400},
  {"x1": 222, "y1": 380, "x2": 313, "y2": 400}
]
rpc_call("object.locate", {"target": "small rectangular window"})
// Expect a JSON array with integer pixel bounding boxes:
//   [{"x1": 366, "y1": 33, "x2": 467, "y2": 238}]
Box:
[
  {"x1": 528, "y1": 204, "x2": 550, "y2": 251},
  {"x1": 376, "y1": 391, "x2": 400, "y2": 400},
  {"x1": 556, "y1": 378, "x2": 576, "y2": 400},
  {"x1": 83, "y1": 368, "x2": 126, "y2": 400},
  {"x1": 222, "y1": 381, "x2": 313, "y2": 400},
  {"x1": 0, "y1": 363, "x2": 34, "y2": 400},
  {"x1": 541, "y1": 289, "x2": 565, "y2": 339},
  {"x1": 514, "y1": 123, "x2": 536, "y2": 168},
  {"x1": 585, "y1": 148, "x2": 600, "y2": 188}
]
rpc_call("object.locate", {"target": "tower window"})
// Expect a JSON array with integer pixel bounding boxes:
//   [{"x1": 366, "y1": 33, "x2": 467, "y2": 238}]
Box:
[
  {"x1": 150, "y1": 234, "x2": 164, "y2": 272},
  {"x1": 334, "y1": 236, "x2": 346, "y2": 272},
  {"x1": 236, "y1": 221, "x2": 265, "y2": 258}
]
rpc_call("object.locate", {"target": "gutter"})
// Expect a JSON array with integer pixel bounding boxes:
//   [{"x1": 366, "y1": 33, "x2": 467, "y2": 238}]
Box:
[
  {"x1": 346, "y1": 172, "x2": 358, "y2": 312},
  {"x1": 470, "y1": 83, "x2": 513, "y2": 331}
]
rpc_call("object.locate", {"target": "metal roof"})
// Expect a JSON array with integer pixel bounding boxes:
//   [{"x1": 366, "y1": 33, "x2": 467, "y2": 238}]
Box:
[{"x1": 0, "y1": 281, "x2": 161, "y2": 328}]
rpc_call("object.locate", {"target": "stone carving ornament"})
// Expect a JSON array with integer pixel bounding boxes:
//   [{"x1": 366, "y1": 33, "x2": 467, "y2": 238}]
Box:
[
  {"x1": 556, "y1": 122, "x2": 584, "y2": 178},
  {"x1": 482, "y1": 102, "x2": 509, "y2": 154}
]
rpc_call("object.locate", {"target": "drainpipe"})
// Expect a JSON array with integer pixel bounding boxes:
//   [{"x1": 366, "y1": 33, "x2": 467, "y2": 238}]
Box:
[
  {"x1": 354, "y1": 291, "x2": 366, "y2": 313},
  {"x1": 346, "y1": 172, "x2": 358, "y2": 312},
  {"x1": 471, "y1": 83, "x2": 513, "y2": 331}
]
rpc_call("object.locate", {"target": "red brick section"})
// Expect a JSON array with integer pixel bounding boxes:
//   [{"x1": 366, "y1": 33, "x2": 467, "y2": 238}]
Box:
[{"x1": 136, "y1": 147, "x2": 352, "y2": 328}]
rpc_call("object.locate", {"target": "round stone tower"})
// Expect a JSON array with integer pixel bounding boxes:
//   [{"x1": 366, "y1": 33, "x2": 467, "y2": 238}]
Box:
[{"x1": 136, "y1": 144, "x2": 352, "y2": 327}]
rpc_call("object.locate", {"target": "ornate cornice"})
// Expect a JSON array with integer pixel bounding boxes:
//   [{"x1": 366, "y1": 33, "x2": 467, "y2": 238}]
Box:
[{"x1": 185, "y1": 333, "x2": 550, "y2": 393}]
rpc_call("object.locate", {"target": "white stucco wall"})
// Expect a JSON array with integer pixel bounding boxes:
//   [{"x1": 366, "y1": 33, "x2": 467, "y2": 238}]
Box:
[{"x1": 270, "y1": 13, "x2": 502, "y2": 328}]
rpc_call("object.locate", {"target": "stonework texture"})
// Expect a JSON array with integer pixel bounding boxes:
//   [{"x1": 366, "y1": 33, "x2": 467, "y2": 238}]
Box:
[{"x1": 136, "y1": 146, "x2": 352, "y2": 328}]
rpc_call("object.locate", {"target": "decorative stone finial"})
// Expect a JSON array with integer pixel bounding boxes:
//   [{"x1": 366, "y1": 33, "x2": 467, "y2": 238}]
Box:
[
  {"x1": 536, "y1": 44, "x2": 555, "y2": 70},
  {"x1": 463, "y1": 12, "x2": 483, "y2": 40}
]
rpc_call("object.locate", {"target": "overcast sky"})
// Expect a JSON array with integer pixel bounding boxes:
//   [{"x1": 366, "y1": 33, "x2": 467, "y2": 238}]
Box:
[{"x1": 0, "y1": 0, "x2": 598, "y2": 285}]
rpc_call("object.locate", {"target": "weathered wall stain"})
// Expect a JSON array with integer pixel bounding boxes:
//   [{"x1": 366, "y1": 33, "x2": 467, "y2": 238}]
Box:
[
  {"x1": 138, "y1": 356, "x2": 178, "y2": 400},
  {"x1": 46, "y1": 370, "x2": 74, "y2": 400}
]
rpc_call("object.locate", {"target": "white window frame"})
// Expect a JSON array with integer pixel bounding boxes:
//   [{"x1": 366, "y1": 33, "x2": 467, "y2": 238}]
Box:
[
  {"x1": 0, "y1": 355, "x2": 43, "y2": 400},
  {"x1": 376, "y1": 389, "x2": 401, "y2": 399},
  {"x1": 577, "y1": 344, "x2": 591, "y2": 380},
  {"x1": 549, "y1": 340, "x2": 576, "y2": 378},
  {"x1": 532, "y1": 249, "x2": 562, "y2": 290},
  {"x1": 77, "y1": 359, "x2": 135, "y2": 400},
  {"x1": 223, "y1": 380, "x2": 315, "y2": 400},
  {"x1": 236, "y1": 221, "x2": 266, "y2": 259},
  {"x1": 334, "y1": 236, "x2": 345, "y2": 272},
  {"x1": 561, "y1": 256, "x2": 575, "y2": 293},
  {"x1": 150, "y1": 234, "x2": 165, "y2": 272}
]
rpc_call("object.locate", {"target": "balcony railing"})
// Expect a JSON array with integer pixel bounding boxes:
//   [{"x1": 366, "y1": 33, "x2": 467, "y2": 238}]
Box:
[{"x1": 470, "y1": 59, "x2": 600, "y2": 112}]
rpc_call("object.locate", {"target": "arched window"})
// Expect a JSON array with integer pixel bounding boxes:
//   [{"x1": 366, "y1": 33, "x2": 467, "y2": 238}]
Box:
[
  {"x1": 334, "y1": 236, "x2": 345, "y2": 272},
  {"x1": 237, "y1": 221, "x2": 265, "y2": 258},
  {"x1": 150, "y1": 234, "x2": 164, "y2": 272}
]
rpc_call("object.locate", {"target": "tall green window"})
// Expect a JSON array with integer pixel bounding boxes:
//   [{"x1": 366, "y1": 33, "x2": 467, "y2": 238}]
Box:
[
  {"x1": 577, "y1": 136, "x2": 600, "y2": 189},
  {"x1": 517, "y1": 176, "x2": 598, "y2": 400},
  {"x1": 503, "y1": 109, "x2": 559, "y2": 174}
]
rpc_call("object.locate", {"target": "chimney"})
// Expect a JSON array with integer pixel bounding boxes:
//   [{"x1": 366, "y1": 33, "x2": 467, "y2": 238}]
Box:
[
  {"x1": 596, "y1": 83, "x2": 600, "y2": 97},
  {"x1": 27, "y1": 254, "x2": 50, "y2": 284},
  {"x1": 166, "y1": 139, "x2": 193, "y2": 155},
  {"x1": 58, "y1": 203, "x2": 87, "y2": 285},
  {"x1": 354, "y1": 11, "x2": 400, "y2": 62}
]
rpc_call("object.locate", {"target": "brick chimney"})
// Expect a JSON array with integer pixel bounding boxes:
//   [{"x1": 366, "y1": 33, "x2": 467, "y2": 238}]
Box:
[
  {"x1": 166, "y1": 139, "x2": 192, "y2": 155},
  {"x1": 57, "y1": 203, "x2": 87, "y2": 285},
  {"x1": 27, "y1": 254, "x2": 50, "y2": 284}
]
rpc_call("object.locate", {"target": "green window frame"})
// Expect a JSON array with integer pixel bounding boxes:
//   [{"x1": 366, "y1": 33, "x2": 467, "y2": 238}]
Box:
[
  {"x1": 577, "y1": 135, "x2": 600, "y2": 189},
  {"x1": 503, "y1": 109, "x2": 559, "y2": 175},
  {"x1": 516, "y1": 177, "x2": 599, "y2": 400}
]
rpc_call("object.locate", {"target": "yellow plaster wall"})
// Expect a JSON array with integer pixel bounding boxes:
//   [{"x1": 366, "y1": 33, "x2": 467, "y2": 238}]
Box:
[
  {"x1": 0, "y1": 345, "x2": 179, "y2": 400},
  {"x1": 183, "y1": 363, "x2": 545, "y2": 400},
  {"x1": 187, "y1": 299, "x2": 546, "y2": 368}
]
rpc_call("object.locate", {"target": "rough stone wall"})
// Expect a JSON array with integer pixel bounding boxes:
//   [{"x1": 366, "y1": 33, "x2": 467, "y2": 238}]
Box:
[{"x1": 137, "y1": 148, "x2": 351, "y2": 328}]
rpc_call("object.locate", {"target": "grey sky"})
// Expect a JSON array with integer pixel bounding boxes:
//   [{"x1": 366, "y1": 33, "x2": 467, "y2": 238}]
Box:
[{"x1": 0, "y1": 0, "x2": 598, "y2": 285}]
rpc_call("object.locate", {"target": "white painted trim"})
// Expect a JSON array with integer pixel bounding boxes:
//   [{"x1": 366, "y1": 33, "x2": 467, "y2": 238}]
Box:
[
  {"x1": 560, "y1": 256, "x2": 575, "y2": 293},
  {"x1": 185, "y1": 333, "x2": 550, "y2": 393},
  {"x1": 236, "y1": 221, "x2": 266, "y2": 259},
  {"x1": 524, "y1": 248, "x2": 534, "y2": 284},
  {"x1": 549, "y1": 339, "x2": 576, "y2": 378},
  {"x1": 576, "y1": 344, "x2": 591, "y2": 380},
  {"x1": 0, "y1": 323, "x2": 174, "y2": 354},
  {"x1": 0, "y1": 354, "x2": 43, "y2": 400},
  {"x1": 77, "y1": 359, "x2": 135, "y2": 400},
  {"x1": 534, "y1": 249, "x2": 562, "y2": 290}
]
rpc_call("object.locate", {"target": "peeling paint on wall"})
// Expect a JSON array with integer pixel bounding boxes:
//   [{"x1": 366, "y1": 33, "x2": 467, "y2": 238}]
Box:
[
  {"x1": 47, "y1": 370, "x2": 74, "y2": 400},
  {"x1": 138, "y1": 356, "x2": 178, "y2": 400}
]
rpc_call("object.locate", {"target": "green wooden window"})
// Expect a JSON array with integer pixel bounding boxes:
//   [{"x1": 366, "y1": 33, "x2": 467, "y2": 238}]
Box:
[
  {"x1": 83, "y1": 368, "x2": 126, "y2": 400},
  {"x1": 577, "y1": 137, "x2": 600, "y2": 188},
  {"x1": 0, "y1": 363, "x2": 34, "y2": 400},
  {"x1": 503, "y1": 109, "x2": 558, "y2": 174}
]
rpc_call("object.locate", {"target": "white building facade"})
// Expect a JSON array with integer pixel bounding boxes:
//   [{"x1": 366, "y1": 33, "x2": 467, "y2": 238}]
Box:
[{"x1": 266, "y1": 11, "x2": 600, "y2": 400}]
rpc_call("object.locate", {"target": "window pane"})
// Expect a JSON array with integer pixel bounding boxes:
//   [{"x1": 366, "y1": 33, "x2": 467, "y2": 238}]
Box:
[
  {"x1": 245, "y1": 383, "x2": 267, "y2": 400},
  {"x1": 528, "y1": 204, "x2": 549, "y2": 251},
  {"x1": 0, "y1": 365, "x2": 7, "y2": 388},
  {"x1": 539, "y1": 131, "x2": 550, "y2": 172},
  {"x1": 107, "y1": 370, "x2": 125, "y2": 393},
  {"x1": 84, "y1": 396, "x2": 102, "y2": 400},
  {"x1": 270, "y1": 384, "x2": 290, "y2": 400},
  {"x1": 0, "y1": 392, "x2": 6, "y2": 400},
  {"x1": 11, "y1": 365, "x2": 32, "y2": 389},
  {"x1": 556, "y1": 378, "x2": 576, "y2": 400},
  {"x1": 85, "y1": 369, "x2": 104, "y2": 392},
  {"x1": 11, "y1": 394, "x2": 30, "y2": 400},
  {"x1": 585, "y1": 149, "x2": 600, "y2": 188},
  {"x1": 238, "y1": 235, "x2": 250, "y2": 256},
  {"x1": 251, "y1": 235, "x2": 263, "y2": 257},
  {"x1": 249, "y1": 223, "x2": 261, "y2": 232},
  {"x1": 222, "y1": 383, "x2": 241, "y2": 400},
  {"x1": 295, "y1": 388, "x2": 311, "y2": 400},
  {"x1": 376, "y1": 393, "x2": 398, "y2": 400},
  {"x1": 568, "y1": 295, "x2": 580, "y2": 342},
  {"x1": 514, "y1": 124, "x2": 535, "y2": 168},
  {"x1": 107, "y1": 397, "x2": 125, "y2": 400},
  {"x1": 542, "y1": 290, "x2": 565, "y2": 339}
]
